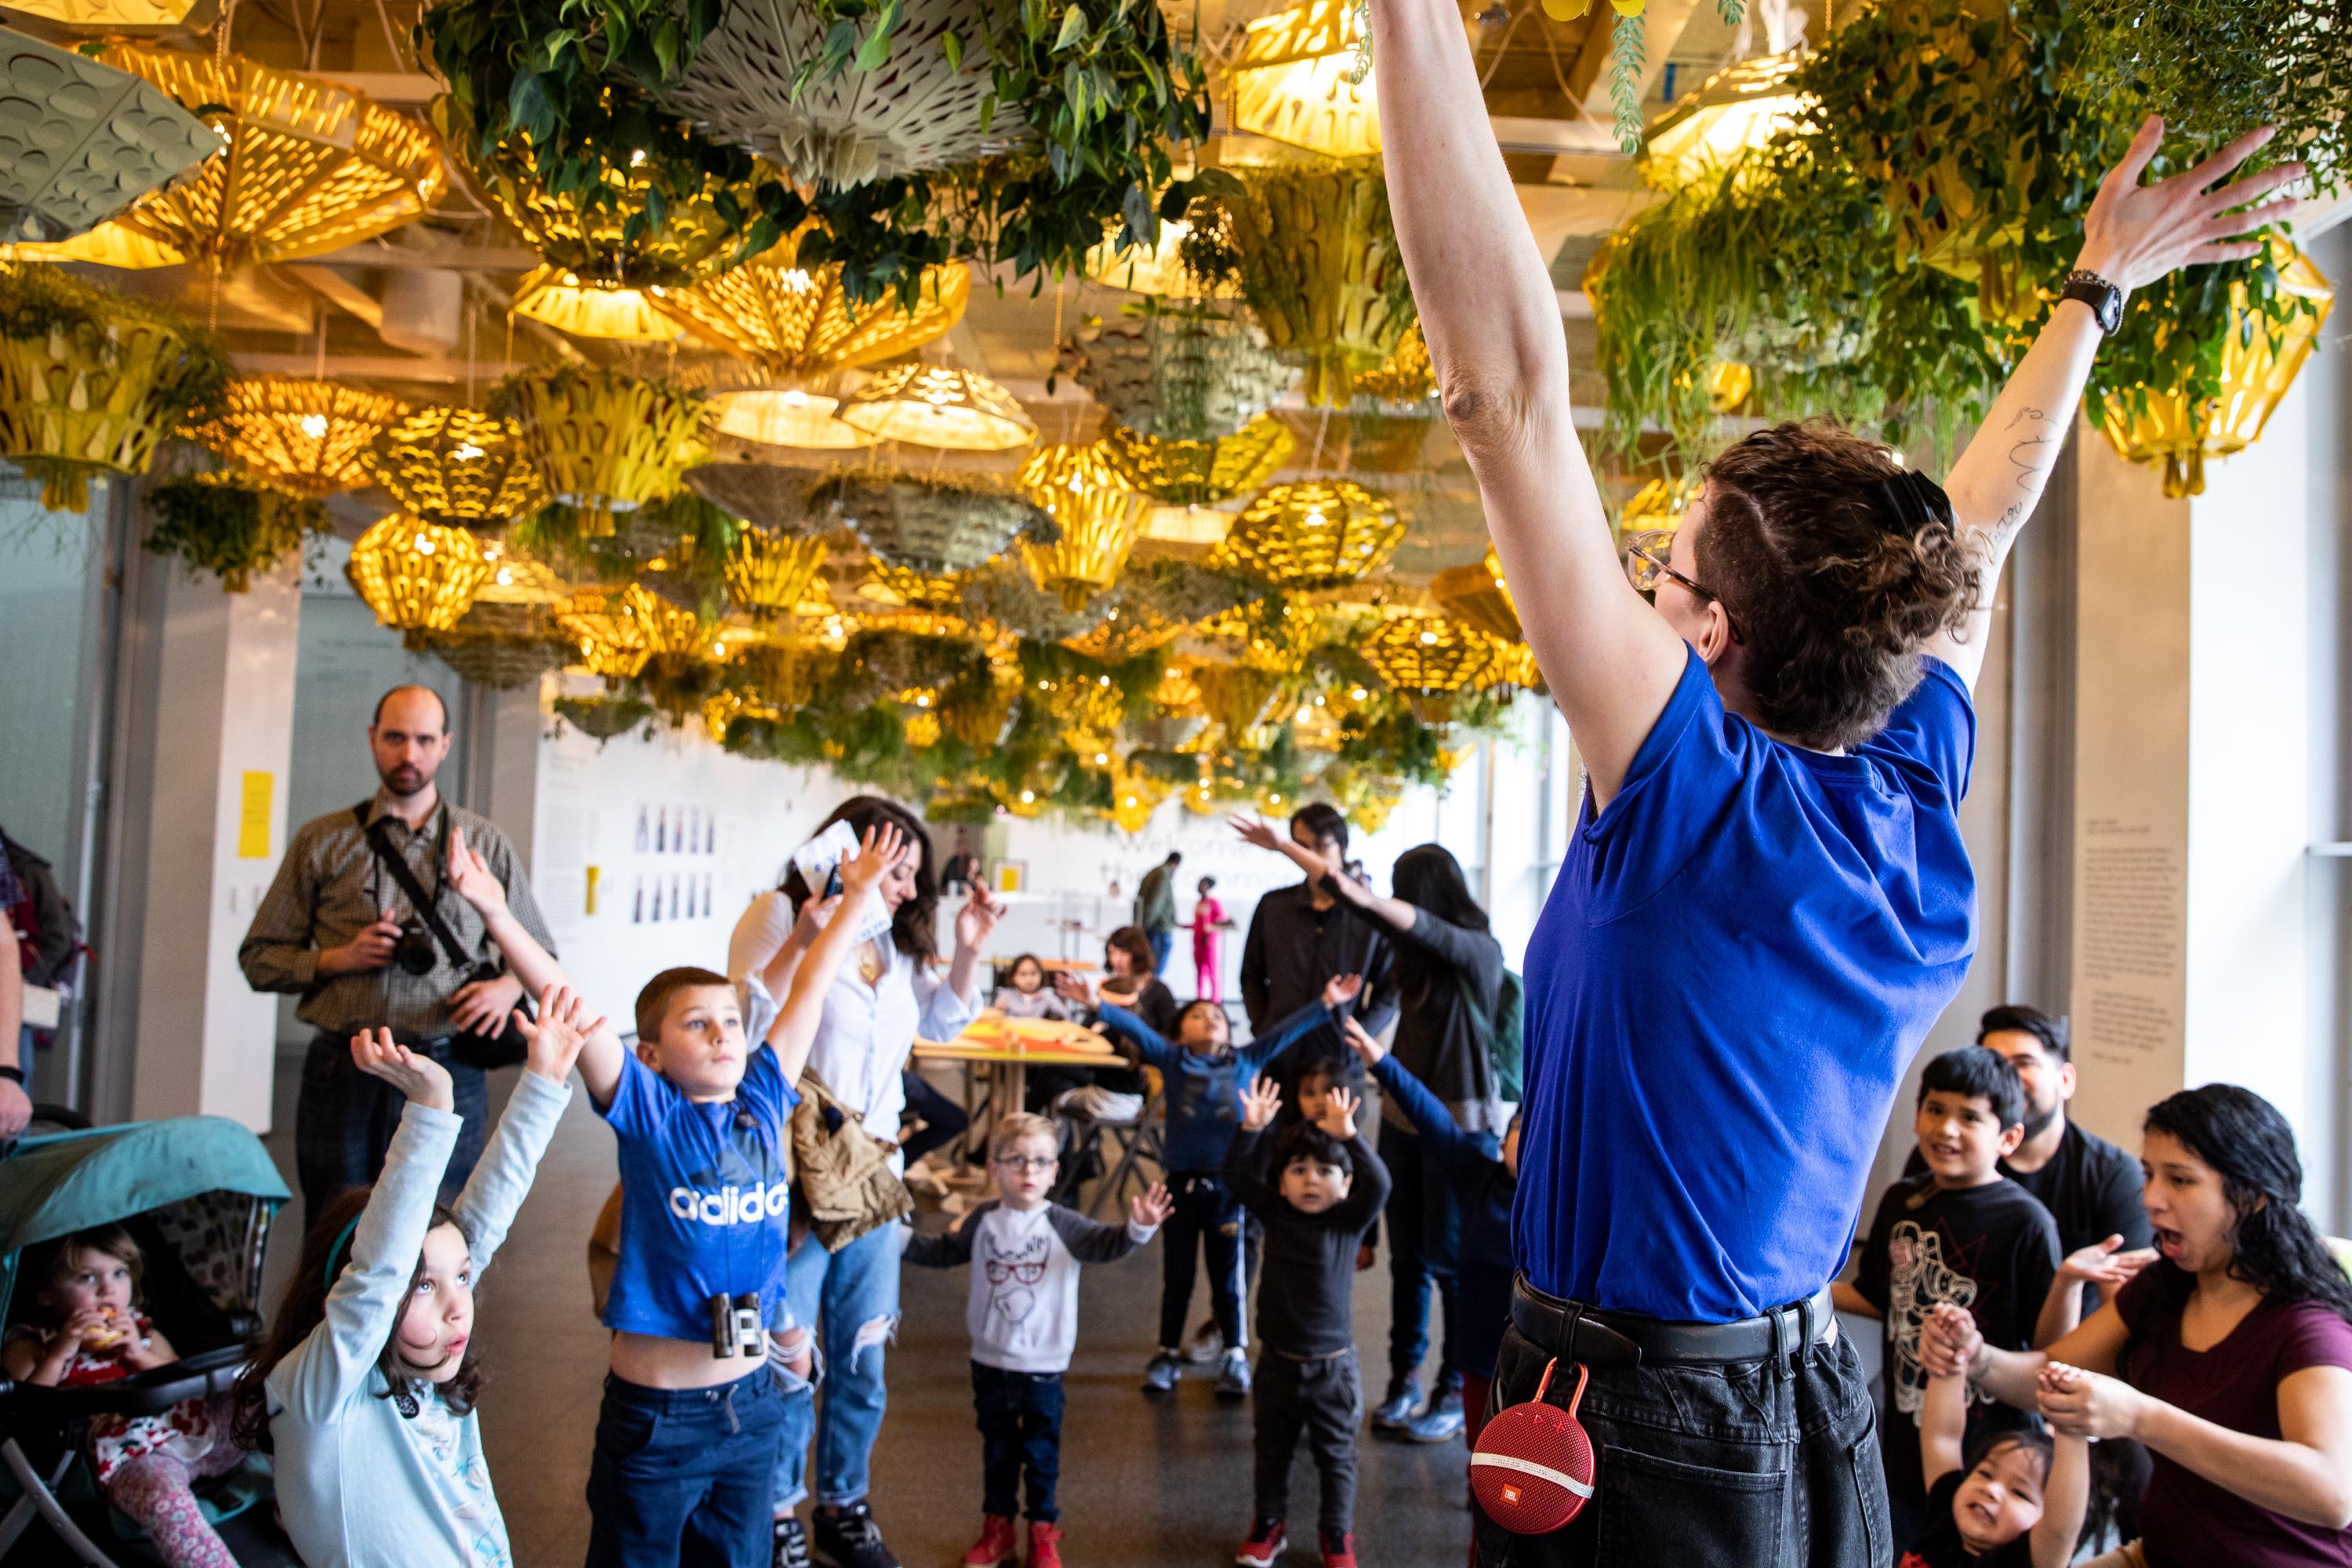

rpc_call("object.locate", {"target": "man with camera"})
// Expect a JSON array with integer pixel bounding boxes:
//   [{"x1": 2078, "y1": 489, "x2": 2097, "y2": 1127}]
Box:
[{"x1": 240, "y1": 684, "x2": 555, "y2": 1218}]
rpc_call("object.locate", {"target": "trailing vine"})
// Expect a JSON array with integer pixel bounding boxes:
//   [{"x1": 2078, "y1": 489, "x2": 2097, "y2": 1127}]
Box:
[{"x1": 143, "y1": 473, "x2": 328, "y2": 591}]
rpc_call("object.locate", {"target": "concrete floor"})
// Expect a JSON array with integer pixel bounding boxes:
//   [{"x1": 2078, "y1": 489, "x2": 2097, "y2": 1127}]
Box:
[{"x1": 206, "y1": 1054, "x2": 1475, "y2": 1568}]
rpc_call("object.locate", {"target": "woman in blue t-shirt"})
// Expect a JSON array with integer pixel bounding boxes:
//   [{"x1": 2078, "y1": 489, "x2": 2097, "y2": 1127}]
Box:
[{"x1": 1370, "y1": 5, "x2": 2303, "y2": 1559}]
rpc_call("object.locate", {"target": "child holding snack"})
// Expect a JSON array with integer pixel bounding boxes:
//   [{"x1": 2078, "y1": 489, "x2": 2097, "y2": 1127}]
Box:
[
  {"x1": 6, "y1": 1227, "x2": 246, "y2": 1568},
  {"x1": 904, "y1": 1112, "x2": 1173, "y2": 1568},
  {"x1": 1089, "y1": 975, "x2": 1363, "y2": 1398},
  {"x1": 447, "y1": 820, "x2": 898, "y2": 1567}
]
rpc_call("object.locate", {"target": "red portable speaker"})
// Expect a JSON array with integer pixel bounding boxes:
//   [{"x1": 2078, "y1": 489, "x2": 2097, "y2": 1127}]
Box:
[{"x1": 1470, "y1": 1359, "x2": 1595, "y2": 1535}]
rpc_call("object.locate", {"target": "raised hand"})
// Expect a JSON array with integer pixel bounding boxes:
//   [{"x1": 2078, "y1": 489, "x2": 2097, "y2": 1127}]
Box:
[
  {"x1": 516, "y1": 984, "x2": 604, "y2": 1084},
  {"x1": 1341, "y1": 1014, "x2": 1387, "y2": 1067},
  {"x1": 1131, "y1": 1181, "x2": 1174, "y2": 1229},
  {"x1": 1232, "y1": 815, "x2": 1285, "y2": 854},
  {"x1": 1322, "y1": 972, "x2": 1364, "y2": 1010},
  {"x1": 955, "y1": 884, "x2": 1007, "y2": 954},
  {"x1": 841, "y1": 823, "x2": 906, "y2": 896},
  {"x1": 1240, "y1": 1073, "x2": 1283, "y2": 1133},
  {"x1": 1318, "y1": 1084, "x2": 1361, "y2": 1141},
  {"x1": 445, "y1": 827, "x2": 510, "y2": 917},
  {"x1": 1054, "y1": 971, "x2": 1098, "y2": 1008},
  {"x1": 2078, "y1": 118, "x2": 2304, "y2": 294},
  {"x1": 1917, "y1": 1301, "x2": 1983, "y2": 1379},
  {"x1": 350, "y1": 1026, "x2": 455, "y2": 1112},
  {"x1": 2059, "y1": 1235, "x2": 2161, "y2": 1290}
]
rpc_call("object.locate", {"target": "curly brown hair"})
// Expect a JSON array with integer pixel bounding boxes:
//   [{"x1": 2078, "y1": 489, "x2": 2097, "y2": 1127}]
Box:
[
  {"x1": 1697, "y1": 421, "x2": 1979, "y2": 751},
  {"x1": 781, "y1": 795, "x2": 939, "y2": 963},
  {"x1": 231, "y1": 1189, "x2": 485, "y2": 1451}
]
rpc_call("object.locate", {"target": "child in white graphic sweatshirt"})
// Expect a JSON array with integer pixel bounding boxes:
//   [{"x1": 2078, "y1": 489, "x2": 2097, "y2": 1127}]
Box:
[{"x1": 906, "y1": 1112, "x2": 1171, "y2": 1568}]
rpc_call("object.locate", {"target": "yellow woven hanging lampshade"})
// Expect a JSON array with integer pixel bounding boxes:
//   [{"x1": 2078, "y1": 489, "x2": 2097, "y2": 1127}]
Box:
[
  {"x1": 2096, "y1": 243, "x2": 2334, "y2": 499},
  {"x1": 1211, "y1": 478, "x2": 1402, "y2": 586},
  {"x1": 864, "y1": 560, "x2": 975, "y2": 615},
  {"x1": 5, "y1": 0, "x2": 195, "y2": 21},
  {"x1": 652, "y1": 234, "x2": 970, "y2": 376},
  {"x1": 1362, "y1": 612, "x2": 1501, "y2": 695},
  {"x1": 1099, "y1": 416, "x2": 1295, "y2": 507},
  {"x1": 194, "y1": 376, "x2": 414, "y2": 496},
  {"x1": 1707, "y1": 361, "x2": 1754, "y2": 412},
  {"x1": 1229, "y1": 0, "x2": 1379, "y2": 158},
  {"x1": 1219, "y1": 161, "x2": 1413, "y2": 407},
  {"x1": 554, "y1": 583, "x2": 720, "y2": 680},
  {"x1": 1192, "y1": 662, "x2": 1293, "y2": 736},
  {"x1": 367, "y1": 407, "x2": 546, "y2": 526},
  {"x1": 0, "y1": 302, "x2": 205, "y2": 511},
  {"x1": 497, "y1": 367, "x2": 709, "y2": 536},
  {"x1": 702, "y1": 687, "x2": 786, "y2": 745},
  {"x1": 347, "y1": 514, "x2": 495, "y2": 633},
  {"x1": 2, "y1": 225, "x2": 187, "y2": 269},
  {"x1": 1431, "y1": 543, "x2": 1521, "y2": 643},
  {"x1": 725, "y1": 529, "x2": 829, "y2": 617},
  {"x1": 1621, "y1": 475, "x2": 1697, "y2": 535},
  {"x1": 1354, "y1": 324, "x2": 1433, "y2": 405},
  {"x1": 1643, "y1": 49, "x2": 1809, "y2": 187},
  {"x1": 838, "y1": 365, "x2": 1036, "y2": 452},
  {"x1": 1018, "y1": 444, "x2": 1148, "y2": 612},
  {"x1": 512, "y1": 266, "x2": 681, "y2": 342},
  {"x1": 96, "y1": 48, "x2": 443, "y2": 269},
  {"x1": 710, "y1": 387, "x2": 875, "y2": 449},
  {"x1": 1105, "y1": 769, "x2": 1171, "y2": 835}
]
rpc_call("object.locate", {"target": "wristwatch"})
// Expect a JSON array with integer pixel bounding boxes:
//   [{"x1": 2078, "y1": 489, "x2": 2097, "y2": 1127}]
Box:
[{"x1": 2062, "y1": 270, "x2": 2125, "y2": 336}]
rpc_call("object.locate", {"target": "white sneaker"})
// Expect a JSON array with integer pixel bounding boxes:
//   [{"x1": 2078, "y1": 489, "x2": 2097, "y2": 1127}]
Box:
[{"x1": 1184, "y1": 1320, "x2": 1226, "y2": 1364}]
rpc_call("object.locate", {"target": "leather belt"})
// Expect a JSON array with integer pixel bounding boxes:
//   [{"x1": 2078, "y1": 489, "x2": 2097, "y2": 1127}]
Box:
[{"x1": 1509, "y1": 1274, "x2": 1837, "y2": 1369}]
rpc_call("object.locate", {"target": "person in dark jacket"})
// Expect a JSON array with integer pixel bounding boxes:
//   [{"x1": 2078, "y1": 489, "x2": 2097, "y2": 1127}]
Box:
[
  {"x1": 1235, "y1": 804, "x2": 1399, "y2": 1097},
  {"x1": 1235, "y1": 820, "x2": 1506, "y2": 1439}
]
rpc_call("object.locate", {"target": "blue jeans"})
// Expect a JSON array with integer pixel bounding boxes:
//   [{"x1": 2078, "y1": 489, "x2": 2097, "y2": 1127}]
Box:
[
  {"x1": 1148, "y1": 929, "x2": 1174, "y2": 975},
  {"x1": 772, "y1": 1222, "x2": 901, "y2": 1510},
  {"x1": 586, "y1": 1368, "x2": 783, "y2": 1568},
  {"x1": 1381, "y1": 1120, "x2": 1497, "y2": 1386},
  {"x1": 972, "y1": 1363, "x2": 1065, "y2": 1522}
]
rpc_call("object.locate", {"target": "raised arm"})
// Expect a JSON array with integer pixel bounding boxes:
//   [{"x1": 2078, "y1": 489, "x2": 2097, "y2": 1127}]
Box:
[
  {"x1": 1094, "y1": 1002, "x2": 1177, "y2": 1070},
  {"x1": 1232, "y1": 817, "x2": 1410, "y2": 936},
  {"x1": 1235, "y1": 975, "x2": 1360, "y2": 1076},
  {"x1": 2031, "y1": 1368, "x2": 2093, "y2": 1568},
  {"x1": 1918, "y1": 1343, "x2": 1971, "y2": 1493},
  {"x1": 1221, "y1": 1078, "x2": 1284, "y2": 1214},
  {"x1": 1373, "y1": 0, "x2": 1686, "y2": 802},
  {"x1": 765, "y1": 826, "x2": 906, "y2": 1083},
  {"x1": 1929, "y1": 118, "x2": 2302, "y2": 688},
  {"x1": 446, "y1": 828, "x2": 626, "y2": 1104}
]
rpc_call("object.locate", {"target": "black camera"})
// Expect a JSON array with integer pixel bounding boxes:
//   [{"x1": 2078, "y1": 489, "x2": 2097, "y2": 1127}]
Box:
[{"x1": 393, "y1": 923, "x2": 439, "y2": 976}]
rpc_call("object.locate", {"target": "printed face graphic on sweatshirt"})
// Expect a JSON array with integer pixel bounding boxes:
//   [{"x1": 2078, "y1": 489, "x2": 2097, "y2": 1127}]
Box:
[{"x1": 979, "y1": 1225, "x2": 1050, "y2": 1335}]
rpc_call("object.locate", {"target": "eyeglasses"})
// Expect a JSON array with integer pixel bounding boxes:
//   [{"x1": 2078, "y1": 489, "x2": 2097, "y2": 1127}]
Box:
[
  {"x1": 993, "y1": 1154, "x2": 1058, "y2": 1173},
  {"x1": 1623, "y1": 529, "x2": 1741, "y2": 642}
]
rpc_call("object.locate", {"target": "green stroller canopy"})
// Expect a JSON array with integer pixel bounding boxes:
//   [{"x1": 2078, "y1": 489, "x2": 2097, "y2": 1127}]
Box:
[{"x1": 0, "y1": 1116, "x2": 290, "y2": 1265}]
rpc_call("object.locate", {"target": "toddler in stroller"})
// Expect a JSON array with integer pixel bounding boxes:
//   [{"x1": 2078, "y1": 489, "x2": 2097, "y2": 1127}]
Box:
[{"x1": 0, "y1": 1112, "x2": 289, "y2": 1566}]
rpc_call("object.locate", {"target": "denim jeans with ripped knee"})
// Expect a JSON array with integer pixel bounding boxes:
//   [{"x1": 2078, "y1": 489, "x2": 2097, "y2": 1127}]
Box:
[{"x1": 771, "y1": 1221, "x2": 902, "y2": 1511}]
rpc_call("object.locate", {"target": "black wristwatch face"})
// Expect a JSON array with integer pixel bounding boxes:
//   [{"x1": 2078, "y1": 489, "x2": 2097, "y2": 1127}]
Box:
[{"x1": 2067, "y1": 273, "x2": 2122, "y2": 335}]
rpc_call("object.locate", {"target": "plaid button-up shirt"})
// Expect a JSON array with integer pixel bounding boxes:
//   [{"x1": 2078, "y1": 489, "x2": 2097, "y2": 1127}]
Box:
[{"x1": 238, "y1": 793, "x2": 556, "y2": 1040}]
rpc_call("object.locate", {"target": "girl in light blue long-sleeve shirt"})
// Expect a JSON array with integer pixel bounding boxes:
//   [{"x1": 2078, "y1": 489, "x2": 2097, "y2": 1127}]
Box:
[{"x1": 230, "y1": 991, "x2": 593, "y2": 1568}]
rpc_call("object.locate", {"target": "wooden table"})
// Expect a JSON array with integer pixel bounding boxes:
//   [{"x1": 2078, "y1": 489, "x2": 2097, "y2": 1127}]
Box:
[{"x1": 913, "y1": 1011, "x2": 1123, "y2": 1153}]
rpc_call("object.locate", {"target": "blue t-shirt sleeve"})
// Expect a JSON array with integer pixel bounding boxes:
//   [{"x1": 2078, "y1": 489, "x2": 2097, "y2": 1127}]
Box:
[
  {"x1": 1577, "y1": 646, "x2": 1744, "y2": 920},
  {"x1": 739, "y1": 1044, "x2": 802, "y2": 1126},
  {"x1": 1860, "y1": 656, "x2": 1976, "y2": 805},
  {"x1": 597, "y1": 1051, "x2": 669, "y2": 1140}
]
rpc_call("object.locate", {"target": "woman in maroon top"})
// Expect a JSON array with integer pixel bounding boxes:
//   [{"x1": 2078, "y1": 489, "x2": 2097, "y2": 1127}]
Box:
[{"x1": 1926, "y1": 1085, "x2": 2352, "y2": 1565}]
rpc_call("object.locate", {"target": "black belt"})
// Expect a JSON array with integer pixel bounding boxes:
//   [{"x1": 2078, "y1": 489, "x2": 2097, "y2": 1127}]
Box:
[{"x1": 1509, "y1": 1274, "x2": 1836, "y2": 1368}]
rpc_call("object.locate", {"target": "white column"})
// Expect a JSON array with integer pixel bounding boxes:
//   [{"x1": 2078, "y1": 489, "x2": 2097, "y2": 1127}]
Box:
[{"x1": 127, "y1": 558, "x2": 300, "y2": 1131}]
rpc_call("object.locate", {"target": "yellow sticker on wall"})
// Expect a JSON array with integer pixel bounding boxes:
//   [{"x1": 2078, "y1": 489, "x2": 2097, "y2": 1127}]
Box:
[
  {"x1": 237, "y1": 771, "x2": 273, "y2": 859},
  {"x1": 585, "y1": 864, "x2": 601, "y2": 916}
]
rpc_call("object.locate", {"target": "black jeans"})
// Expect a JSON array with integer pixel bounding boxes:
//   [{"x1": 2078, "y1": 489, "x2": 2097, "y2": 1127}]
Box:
[
  {"x1": 1473, "y1": 1321, "x2": 1886, "y2": 1568},
  {"x1": 586, "y1": 1369, "x2": 784, "y2": 1568},
  {"x1": 972, "y1": 1362, "x2": 1065, "y2": 1522},
  {"x1": 899, "y1": 1068, "x2": 969, "y2": 1167},
  {"x1": 1160, "y1": 1171, "x2": 1249, "y2": 1351},
  {"x1": 295, "y1": 1029, "x2": 487, "y2": 1222},
  {"x1": 1253, "y1": 1346, "x2": 1362, "y2": 1540}
]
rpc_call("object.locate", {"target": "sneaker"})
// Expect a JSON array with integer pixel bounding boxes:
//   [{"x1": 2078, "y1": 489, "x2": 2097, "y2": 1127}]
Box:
[
  {"x1": 1370, "y1": 1374, "x2": 1419, "y2": 1431},
  {"x1": 1403, "y1": 1385, "x2": 1465, "y2": 1444},
  {"x1": 1319, "y1": 1530, "x2": 1357, "y2": 1568},
  {"x1": 959, "y1": 1515, "x2": 1018, "y2": 1568},
  {"x1": 1143, "y1": 1349, "x2": 1183, "y2": 1394},
  {"x1": 774, "y1": 1516, "x2": 812, "y2": 1568},
  {"x1": 1215, "y1": 1346, "x2": 1252, "y2": 1399},
  {"x1": 1235, "y1": 1519, "x2": 1287, "y2": 1567},
  {"x1": 810, "y1": 1502, "x2": 902, "y2": 1568},
  {"x1": 1027, "y1": 1519, "x2": 1065, "y2": 1568},
  {"x1": 1184, "y1": 1319, "x2": 1227, "y2": 1363}
]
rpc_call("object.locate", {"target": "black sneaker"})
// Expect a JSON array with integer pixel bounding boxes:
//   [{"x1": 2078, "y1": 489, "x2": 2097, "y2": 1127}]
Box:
[
  {"x1": 774, "y1": 1515, "x2": 812, "y2": 1568},
  {"x1": 811, "y1": 1502, "x2": 902, "y2": 1568}
]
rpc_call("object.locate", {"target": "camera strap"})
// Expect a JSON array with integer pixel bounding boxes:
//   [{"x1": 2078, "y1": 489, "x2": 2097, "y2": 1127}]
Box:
[{"x1": 358, "y1": 804, "x2": 477, "y2": 975}]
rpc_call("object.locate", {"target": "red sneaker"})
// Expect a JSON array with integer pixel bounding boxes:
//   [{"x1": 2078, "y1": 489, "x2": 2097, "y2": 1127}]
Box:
[
  {"x1": 1236, "y1": 1519, "x2": 1287, "y2": 1567},
  {"x1": 960, "y1": 1515, "x2": 1017, "y2": 1568},
  {"x1": 1028, "y1": 1519, "x2": 1065, "y2": 1568},
  {"x1": 1319, "y1": 1530, "x2": 1357, "y2": 1568}
]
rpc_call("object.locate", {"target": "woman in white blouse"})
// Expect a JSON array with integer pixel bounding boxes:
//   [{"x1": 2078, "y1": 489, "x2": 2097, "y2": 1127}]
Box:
[{"x1": 729, "y1": 795, "x2": 1003, "y2": 1568}]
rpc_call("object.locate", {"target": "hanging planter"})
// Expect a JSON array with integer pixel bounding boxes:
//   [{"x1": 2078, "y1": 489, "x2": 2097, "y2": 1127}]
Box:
[
  {"x1": 1062, "y1": 559, "x2": 1261, "y2": 661},
  {"x1": 421, "y1": 629, "x2": 574, "y2": 690},
  {"x1": 493, "y1": 366, "x2": 709, "y2": 537},
  {"x1": 0, "y1": 263, "x2": 228, "y2": 512},
  {"x1": 688, "y1": 459, "x2": 826, "y2": 535},
  {"x1": 725, "y1": 528, "x2": 830, "y2": 618},
  {"x1": 554, "y1": 693, "x2": 655, "y2": 741},
  {"x1": 1018, "y1": 443, "x2": 1147, "y2": 612},
  {"x1": 961, "y1": 560, "x2": 1102, "y2": 640},
  {"x1": 665, "y1": 0, "x2": 1033, "y2": 190},
  {"x1": 1065, "y1": 301, "x2": 1297, "y2": 441},
  {"x1": 1192, "y1": 662, "x2": 1293, "y2": 737},
  {"x1": 1185, "y1": 159, "x2": 1415, "y2": 408},
  {"x1": 143, "y1": 471, "x2": 327, "y2": 590},
  {"x1": 96, "y1": 48, "x2": 443, "y2": 268},
  {"x1": 192, "y1": 376, "x2": 414, "y2": 496},
  {"x1": 1098, "y1": 415, "x2": 1294, "y2": 507},
  {"x1": 1210, "y1": 477, "x2": 1402, "y2": 587},
  {"x1": 368, "y1": 407, "x2": 547, "y2": 527},
  {"x1": 819, "y1": 471, "x2": 1052, "y2": 575}
]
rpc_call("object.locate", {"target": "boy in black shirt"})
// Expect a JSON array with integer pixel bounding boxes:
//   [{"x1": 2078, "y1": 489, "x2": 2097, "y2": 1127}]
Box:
[
  {"x1": 1899, "y1": 1303, "x2": 2088, "y2": 1568},
  {"x1": 1832, "y1": 1047, "x2": 2060, "y2": 1545},
  {"x1": 1225, "y1": 1076, "x2": 1390, "y2": 1568}
]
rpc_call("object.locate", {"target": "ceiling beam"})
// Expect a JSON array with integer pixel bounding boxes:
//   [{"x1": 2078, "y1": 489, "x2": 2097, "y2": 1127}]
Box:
[
  {"x1": 284, "y1": 266, "x2": 384, "y2": 328},
  {"x1": 300, "y1": 238, "x2": 544, "y2": 271},
  {"x1": 231, "y1": 353, "x2": 530, "y2": 382}
]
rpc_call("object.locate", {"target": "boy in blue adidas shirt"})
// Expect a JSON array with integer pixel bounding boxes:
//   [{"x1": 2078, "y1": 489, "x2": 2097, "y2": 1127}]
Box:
[
  {"x1": 449, "y1": 821, "x2": 903, "y2": 1567},
  {"x1": 1092, "y1": 972, "x2": 1361, "y2": 1397}
]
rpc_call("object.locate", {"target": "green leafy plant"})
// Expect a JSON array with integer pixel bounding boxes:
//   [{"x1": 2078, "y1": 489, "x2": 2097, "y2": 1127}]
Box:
[{"x1": 143, "y1": 472, "x2": 327, "y2": 591}]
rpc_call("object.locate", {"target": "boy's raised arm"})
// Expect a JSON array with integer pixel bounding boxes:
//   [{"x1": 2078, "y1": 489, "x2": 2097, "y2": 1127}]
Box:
[{"x1": 448, "y1": 829, "x2": 626, "y2": 1103}]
